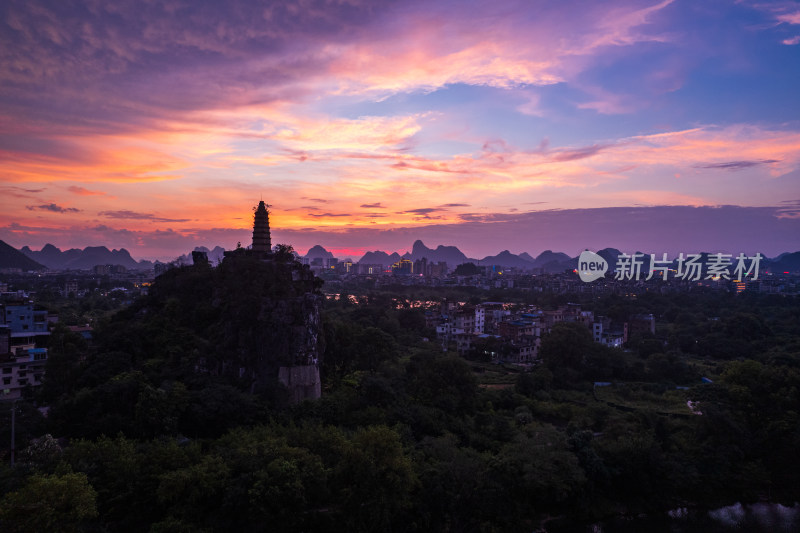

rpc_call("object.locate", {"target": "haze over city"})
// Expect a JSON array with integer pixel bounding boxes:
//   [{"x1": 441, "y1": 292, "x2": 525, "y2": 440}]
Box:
[{"x1": 2, "y1": 0, "x2": 800, "y2": 261}]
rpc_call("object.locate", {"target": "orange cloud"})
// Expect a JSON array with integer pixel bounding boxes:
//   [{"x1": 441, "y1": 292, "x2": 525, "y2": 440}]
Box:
[
  {"x1": 2, "y1": 137, "x2": 186, "y2": 184},
  {"x1": 255, "y1": 124, "x2": 800, "y2": 229},
  {"x1": 271, "y1": 114, "x2": 424, "y2": 151},
  {"x1": 68, "y1": 186, "x2": 106, "y2": 196}
]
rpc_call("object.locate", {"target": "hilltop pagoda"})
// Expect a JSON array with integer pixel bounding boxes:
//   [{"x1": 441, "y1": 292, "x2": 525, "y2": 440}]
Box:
[
  {"x1": 252, "y1": 200, "x2": 272, "y2": 258},
  {"x1": 215, "y1": 199, "x2": 322, "y2": 403}
]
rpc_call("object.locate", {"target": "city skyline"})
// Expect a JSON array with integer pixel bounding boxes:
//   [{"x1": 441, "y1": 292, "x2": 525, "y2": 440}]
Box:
[{"x1": 2, "y1": 0, "x2": 800, "y2": 260}]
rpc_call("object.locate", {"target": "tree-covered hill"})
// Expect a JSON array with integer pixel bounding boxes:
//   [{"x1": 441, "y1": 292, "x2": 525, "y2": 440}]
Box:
[{"x1": 42, "y1": 251, "x2": 324, "y2": 439}]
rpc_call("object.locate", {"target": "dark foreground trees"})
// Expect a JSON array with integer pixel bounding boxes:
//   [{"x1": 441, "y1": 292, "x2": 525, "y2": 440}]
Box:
[{"x1": 2, "y1": 276, "x2": 800, "y2": 532}]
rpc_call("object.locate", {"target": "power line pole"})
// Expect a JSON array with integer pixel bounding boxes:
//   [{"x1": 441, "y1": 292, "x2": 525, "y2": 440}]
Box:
[{"x1": 10, "y1": 399, "x2": 16, "y2": 467}]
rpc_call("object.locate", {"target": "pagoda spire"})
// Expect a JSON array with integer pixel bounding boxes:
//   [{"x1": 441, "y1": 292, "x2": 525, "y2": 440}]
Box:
[{"x1": 252, "y1": 200, "x2": 272, "y2": 254}]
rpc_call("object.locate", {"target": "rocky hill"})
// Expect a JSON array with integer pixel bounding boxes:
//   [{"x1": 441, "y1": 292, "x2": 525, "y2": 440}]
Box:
[
  {"x1": 0, "y1": 240, "x2": 45, "y2": 271},
  {"x1": 116, "y1": 251, "x2": 323, "y2": 403},
  {"x1": 357, "y1": 250, "x2": 403, "y2": 267},
  {"x1": 478, "y1": 250, "x2": 533, "y2": 268},
  {"x1": 305, "y1": 244, "x2": 335, "y2": 259}
]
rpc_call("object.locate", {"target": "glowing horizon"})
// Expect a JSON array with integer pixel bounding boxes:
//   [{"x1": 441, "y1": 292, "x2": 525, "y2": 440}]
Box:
[{"x1": 2, "y1": 0, "x2": 799, "y2": 261}]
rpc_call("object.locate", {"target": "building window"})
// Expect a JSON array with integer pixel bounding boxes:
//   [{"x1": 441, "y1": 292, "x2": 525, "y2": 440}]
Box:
[
  {"x1": 18, "y1": 379, "x2": 28, "y2": 386},
  {"x1": 2, "y1": 368, "x2": 10, "y2": 374},
  {"x1": 2, "y1": 378, "x2": 10, "y2": 385}
]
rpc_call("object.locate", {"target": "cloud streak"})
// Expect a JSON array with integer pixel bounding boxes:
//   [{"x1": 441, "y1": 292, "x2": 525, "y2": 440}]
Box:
[
  {"x1": 26, "y1": 203, "x2": 81, "y2": 213},
  {"x1": 68, "y1": 185, "x2": 106, "y2": 196},
  {"x1": 98, "y1": 210, "x2": 191, "y2": 223},
  {"x1": 693, "y1": 159, "x2": 781, "y2": 171}
]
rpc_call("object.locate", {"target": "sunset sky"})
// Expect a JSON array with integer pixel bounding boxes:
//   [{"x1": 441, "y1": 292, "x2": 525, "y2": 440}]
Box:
[{"x1": 2, "y1": 0, "x2": 800, "y2": 261}]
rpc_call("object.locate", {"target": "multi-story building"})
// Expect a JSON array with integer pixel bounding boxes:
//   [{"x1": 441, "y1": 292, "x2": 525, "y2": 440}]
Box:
[
  {"x1": 429, "y1": 262, "x2": 448, "y2": 278},
  {"x1": 504, "y1": 339, "x2": 539, "y2": 365},
  {"x1": 358, "y1": 264, "x2": 385, "y2": 275},
  {"x1": 434, "y1": 297, "x2": 639, "y2": 365},
  {"x1": 336, "y1": 260, "x2": 355, "y2": 274},
  {"x1": 481, "y1": 302, "x2": 511, "y2": 334},
  {"x1": 498, "y1": 320, "x2": 537, "y2": 340},
  {"x1": 63, "y1": 280, "x2": 79, "y2": 297},
  {"x1": 624, "y1": 313, "x2": 656, "y2": 343},
  {"x1": 392, "y1": 258, "x2": 413, "y2": 276},
  {"x1": 474, "y1": 305, "x2": 485, "y2": 334},
  {"x1": 453, "y1": 308, "x2": 476, "y2": 334},
  {"x1": 1, "y1": 345, "x2": 47, "y2": 400},
  {"x1": 413, "y1": 257, "x2": 428, "y2": 277},
  {"x1": 1, "y1": 301, "x2": 52, "y2": 400}
]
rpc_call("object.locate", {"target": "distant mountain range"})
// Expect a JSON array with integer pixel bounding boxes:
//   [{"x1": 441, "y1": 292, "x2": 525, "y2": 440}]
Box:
[
  {"x1": 302, "y1": 240, "x2": 581, "y2": 271},
  {"x1": 351, "y1": 240, "x2": 580, "y2": 272},
  {"x1": 3, "y1": 240, "x2": 799, "y2": 274},
  {"x1": 309, "y1": 241, "x2": 800, "y2": 274},
  {"x1": 18, "y1": 243, "x2": 152, "y2": 271},
  {"x1": 770, "y1": 251, "x2": 800, "y2": 273}
]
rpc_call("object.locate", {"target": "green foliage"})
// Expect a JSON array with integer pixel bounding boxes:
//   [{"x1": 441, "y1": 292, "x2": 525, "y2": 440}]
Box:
[
  {"x1": 407, "y1": 352, "x2": 478, "y2": 412},
  {"x1": 489, "y1": 426, "x2": 586, "y2": 514},
  {"x1": 335, "y1": 426, "x2": 418, "y2": 531},
  {"x1": 40, "y1": 323, "x2": 88, "y2": 403},
  {"x1": 44, "y1": 255, "x2": 324, "y2": 440},
  {"x1": 540, "y1": 322, "x2": 595, "y2": 385},
  {"x1": 0, "y1": 471, "x2": 98, "y2": 533},
  {"x1": 272, "y1": 243, "x2": 296, "y2": 262},
  {"x1": 10, "y1": 273, "x2": 800, "y2": 530},
  {"x1": 156, "y1": 456, "x2": 231, "y2": 527},
  {"x1": 0, "y1": 402, "x2": 47, "y2": 462}
]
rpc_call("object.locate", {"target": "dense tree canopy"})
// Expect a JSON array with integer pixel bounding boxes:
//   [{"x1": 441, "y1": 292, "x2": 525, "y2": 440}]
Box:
[{"x1": 2, "y1": 272, "x2": 800, "y2": 531}]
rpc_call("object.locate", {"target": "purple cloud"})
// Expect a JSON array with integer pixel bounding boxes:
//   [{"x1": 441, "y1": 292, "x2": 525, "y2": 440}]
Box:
[
  {"x1": 549, "y1": 144, "x2": 610, "y2": 162},
  {"x1": 26, "y1": 203, "x2": 81, "y2": 213},
  {"x1": 694, "y1": 159, "x2": 780, "y2": 171},
  {"x1": 401, "y1": 208, "x2": 440, "y2": 215},
  {"x1": 98, "y1": 210, "x2": 191, "y2": 223},
  {"x1": 1, "y1": 186, "x2": 46, "y2": 198}
]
